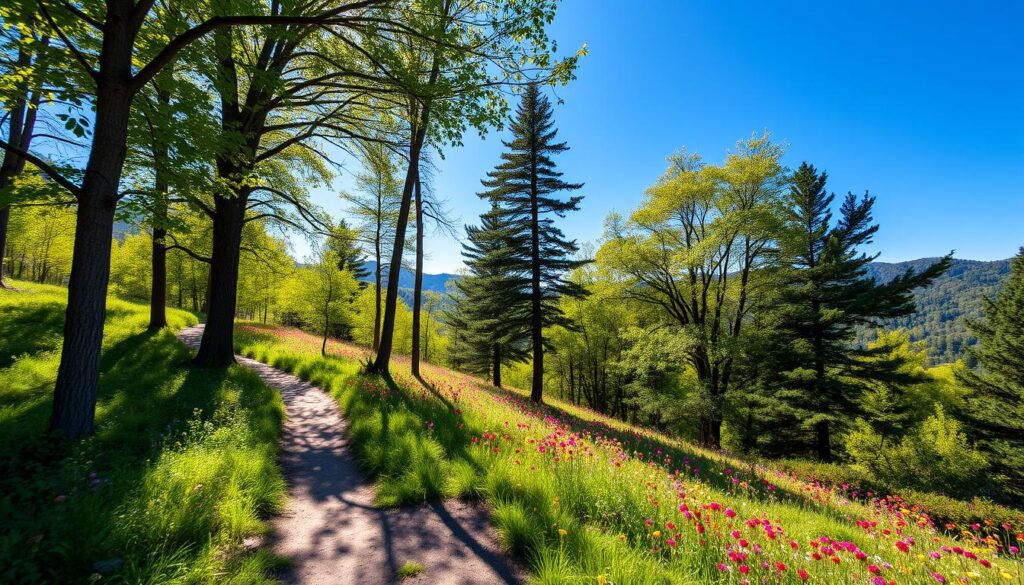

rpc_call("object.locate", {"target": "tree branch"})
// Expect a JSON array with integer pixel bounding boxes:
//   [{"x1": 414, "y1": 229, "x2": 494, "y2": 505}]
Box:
[{"x1": 0, "y1": 137, "x2": 82, "y2": 197}]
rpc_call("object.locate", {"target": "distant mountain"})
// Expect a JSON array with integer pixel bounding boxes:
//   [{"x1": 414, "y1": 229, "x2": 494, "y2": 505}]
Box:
[
  {"x1": 358, "y1": 261, "x2": 458, "y2": 297},
  {"x1": 861, "y1": 258, "x2": 1012, "y2": 364}
]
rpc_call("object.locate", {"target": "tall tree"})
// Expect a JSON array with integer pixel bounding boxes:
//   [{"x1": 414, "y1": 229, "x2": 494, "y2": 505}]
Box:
[
  {"x1": 957, "y1": 248, "x2": 1024, "y2": 502},
  {"x1": 0, "y1": 0, "x2": 381, "y2": 437},
  {"x1": 449, "y1": 204, "x2": 530, "y2": 386},
  {"x1": 328, "y1": 218, "x2": 370, "y2": 283},
  {"x1": 0, "y1": 21, "x2": 49, "y2": 289},
  {"x1": 599, "y1": 135, "x2": 786, "y2": 446},
  {"x1": 770, "y1": 162, "x2": 951, "y2": 460},
  {"x1": 479, "y1": 84, "x2": 588, "y2": 402},
  {"x1": 368, "y1": 0, "x2": 584, "y2": 376},
  {"x1": 343, "y1": 141, "x2": 402, "y2": 351}
]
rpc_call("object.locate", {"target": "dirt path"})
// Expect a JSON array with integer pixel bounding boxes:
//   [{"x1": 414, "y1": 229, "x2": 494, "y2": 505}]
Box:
[{"x1": 178, "y1": 325, "x2": 524, "y2": 585}]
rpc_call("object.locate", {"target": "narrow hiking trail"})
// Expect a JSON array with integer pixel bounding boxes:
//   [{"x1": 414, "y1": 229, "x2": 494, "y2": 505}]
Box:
[{"x1": 177, "y1": 325, "x2": 524, "y2": 585}]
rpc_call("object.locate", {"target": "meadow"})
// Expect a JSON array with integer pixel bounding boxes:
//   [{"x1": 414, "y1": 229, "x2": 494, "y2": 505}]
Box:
[
  {"x1": 235, "y1": 323, "x2": 1024, "y2": 585},
  {"x1": 0, "y1": 283, "x2": 286, "y2": 584}
]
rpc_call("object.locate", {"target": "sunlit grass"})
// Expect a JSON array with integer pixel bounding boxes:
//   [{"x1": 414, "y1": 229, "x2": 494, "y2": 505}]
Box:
[
  {"x1": 0, "y1": 281, "x2": 285, "y2": 584},
  {"x1": 236, "y1": 323, "x2": 1024, "y2": 584}
]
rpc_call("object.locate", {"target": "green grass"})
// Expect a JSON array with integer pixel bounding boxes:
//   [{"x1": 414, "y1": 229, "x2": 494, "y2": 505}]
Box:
[
  {"x1": 0, "y1": 282, "x2": 286, "y2": 584},
  {"x1": 236, "y1": 323, "x2": 1024, "y2": 585},
  {"x1": 396, "y1": 560, "x2": 424, "y2": 579}
]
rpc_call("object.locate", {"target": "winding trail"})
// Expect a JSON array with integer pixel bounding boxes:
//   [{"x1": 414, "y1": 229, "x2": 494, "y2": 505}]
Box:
[{"x1": 178, "y1": 325, "x2": 524, "y2": 585}]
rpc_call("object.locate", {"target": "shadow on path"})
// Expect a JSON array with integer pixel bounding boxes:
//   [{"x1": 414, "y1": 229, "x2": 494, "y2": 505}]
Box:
[{"x1": 178, "y1": 325, "x2": 523, "y2": 585}]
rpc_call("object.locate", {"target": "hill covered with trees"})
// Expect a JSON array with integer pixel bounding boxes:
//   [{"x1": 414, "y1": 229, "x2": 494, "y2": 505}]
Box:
[{"x1": 861, "y1": 257, "x2": 1012, "y2": 364}]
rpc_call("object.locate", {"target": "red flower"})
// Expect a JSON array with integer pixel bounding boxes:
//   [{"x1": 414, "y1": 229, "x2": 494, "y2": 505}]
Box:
[{"x1": 895, "y1": 541, "x2": 910, "y2": 553}]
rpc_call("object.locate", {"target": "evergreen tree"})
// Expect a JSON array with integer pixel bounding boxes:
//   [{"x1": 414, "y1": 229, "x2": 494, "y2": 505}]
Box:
[
  {"x1": 447, "y1": 205, "x2": 530, "y2": 386},
  {"x1": 328, "y1": 218, "x2": 370, "y2": 283},
  {"x1": 478, "y1": 84, "x2": 588, "y2": 402},
  {"x1": 957, "y1": 248, "x2": 1024, "y2": 503},
  {"x1": 768, "y1": 163, "x2": 951, "y2": 461}
]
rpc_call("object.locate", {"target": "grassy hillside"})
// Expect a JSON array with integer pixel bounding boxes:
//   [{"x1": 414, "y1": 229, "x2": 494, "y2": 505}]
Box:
[
  {"x1": 236, "y1": 323, "x2": 1024, "y2": 585},
  {"x1": 0, "y1": 282, "x2": 286, "y2": 584},
  {"x1": 862, "y1": 258, "x2": 1012, "y2": 364}
]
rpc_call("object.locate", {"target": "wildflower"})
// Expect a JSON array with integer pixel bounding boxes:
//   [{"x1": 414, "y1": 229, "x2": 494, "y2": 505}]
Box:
[
  {"x1": 738, "y1": 565, "x2": 749, "y2": 575},
  {"x1": 932, "y1": 572, "x2": 946, "y2": 583},
  {"x1": 652, "y1": 530, "x2": 662, "y2": 539},
  {"x1": 54, "y1": 494, "x2": 66, "y2": 503},
  {"x1": 869, "y1": 564, "x2": 881, "y2": 574},
  {"x1": 558, "y1": 529, "x2": 567, "y2": 537},
  {"x1": 1001, "y1": 572, "x2": 1013, "y2": 580},
  {"x1": 930, "y1": 551, "x2": 942, "y2": 560},
  {"x1": 895, "y1": 541, "x2": 910, "y2": 553},
  {"x1": 872, "y1": 578, "x2": 886, "y2": 585},
  {"x1": 666, "y1": 538, "x2": 677, "y2": 548},
  {"x1": 775, "y1": 562, "x2": 786, "y2": 572},
  {"x1": 725, "y1": 508, "x2": 736, "y2": 518},
  {"x1": 717, "y1": 563, "x2": 728, "y2": 572},
  {"x1": 797, "y1": 568, "x2": 810, "y2": 580},
  {"x1": 980, "y1": 559, "x2": 991, "y2": 568},
  {"x1": 597, "y1": 576, "x2": 607, "y2": 585}
]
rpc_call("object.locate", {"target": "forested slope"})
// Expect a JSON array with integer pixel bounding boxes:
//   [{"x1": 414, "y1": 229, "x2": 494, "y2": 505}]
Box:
[{"x1": 860, "y1": 258, "x2": 1011, "y2": 363}]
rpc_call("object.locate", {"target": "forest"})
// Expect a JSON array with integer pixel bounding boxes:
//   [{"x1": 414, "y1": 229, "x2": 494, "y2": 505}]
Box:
[{"x1": 2, "y1": 1, "x2": 1024, "y2": 584}]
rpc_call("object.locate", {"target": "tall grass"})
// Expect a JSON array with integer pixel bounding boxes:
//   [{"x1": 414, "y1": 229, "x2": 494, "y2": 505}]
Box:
[
  {"x1": 0, "y1": 282, "x2": 286, "y2": 584},
  {"x1": 236, "y1": 324, "x2": 1024, "y2": 585}
]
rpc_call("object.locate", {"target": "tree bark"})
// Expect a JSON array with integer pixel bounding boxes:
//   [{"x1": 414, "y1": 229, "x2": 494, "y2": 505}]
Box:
[
  {"x1": 529, "y1": 140, "x2": 544, "y2": 403},
  {"x1": 193, "y1": 192, "x2": 246, "y2": 367},
  {"x1": 370, "y1": 67, "x2": 437, "y2": 375},
  {"x1": 492, "y1": 345, "x2": 502, "y2": 388},
  {"x1": 0, "y1": 207, "x2": 10, "y2": 288},
  {"x1": 411, "y1": 170, "x2": 424, "y2": 377},
  {"x1": 147, "y1": 82, "x2": 172, "y2": 330},
  {"x1": 50, "y1": 4, "x2": 137, "y2": 438},
  {"x1": 815, "y1": 420, "x2": 832, "y2": 462}
]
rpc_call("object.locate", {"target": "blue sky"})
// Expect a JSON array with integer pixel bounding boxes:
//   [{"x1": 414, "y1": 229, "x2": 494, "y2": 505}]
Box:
[{"x1": 306, "y1": 0, "x2": 1024, "y2": 274}]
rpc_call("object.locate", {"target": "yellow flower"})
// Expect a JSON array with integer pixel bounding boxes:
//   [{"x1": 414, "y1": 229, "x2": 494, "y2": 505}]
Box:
[
  {"x1": 597, "y1": 576, "x2": 608, "y2": 585},
  {"x1": 917, "y1": 554, "x2": 925, "y2": 561},
  {"x1": 558, "y1": 529, "x2": 568, "y2": 537},
  {"x1": 1001, "y1": 573, "x2": 1013, "y2": 581},
  {"x1": 652, "y1": 530, "x2": 662, "y2": 539}
]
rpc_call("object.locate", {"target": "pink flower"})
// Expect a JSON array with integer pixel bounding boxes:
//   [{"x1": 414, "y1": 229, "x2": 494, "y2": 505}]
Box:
[
  {"x1": 725, "y1": 508, "x2": 736, "y2": 518},
  {"x1": 868, "y1": 564, "x2": 880, "y2": 574},
  {"x1": 931, "y1": 572, "x2": 946, "y2": 583},
  {"x1": 738, "y1": 564, "x2": 749, "y2": 575},
  {"x1": 797, "y1": 568, "x2": 810, "y2": 580}
]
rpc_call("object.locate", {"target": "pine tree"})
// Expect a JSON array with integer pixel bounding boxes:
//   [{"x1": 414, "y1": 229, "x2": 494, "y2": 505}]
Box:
[
  {"x1": 957, "y1": 248, "x2": 1024, "y2": 503},
  {"x1": 328, "y1": 218, "x2": 370, "y2": 283},
  {"x1": 768, "y1": 163, "x2": 951, "y2": 461},
  {"x1": 478, "y1": 84, "x2": 588, "y2": 402},
  {"x1": 447, "y1": 205, "x2": 530, "y2": 386}
]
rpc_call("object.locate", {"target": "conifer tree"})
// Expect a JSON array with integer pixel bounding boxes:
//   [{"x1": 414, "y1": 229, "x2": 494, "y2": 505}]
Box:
[
  {"x1": 957, "y1": 248, "x2": 1024, "y2": 502},
  {"x1": 479, "y1": 84, "x2": 588, "y2": 402},
  {"x1": 448, "y1": 205, "x2": 529, "y2": 386},
  {"x1": 769, "y1": 163, "x2": 951, "y2": 461},
  {"x1": 329, "y1": 218, "x2": 370, "y2": 283}
]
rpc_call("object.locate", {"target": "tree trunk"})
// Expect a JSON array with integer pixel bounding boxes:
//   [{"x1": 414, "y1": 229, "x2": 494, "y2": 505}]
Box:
[
  {"x1": 147, "y1": 83, "x2": 172, "y2": 330},
  {"x1": 0, "y1": 207, "x2": 9, "y2": 289},
  {"x1": 49, "y1": 8, "x2": 136, "y2": 438},
  {"x1": 193, "y1": 193, "x2": 246, "y2": 367},
  {"x1": 149, "y1": 224, "x2": 167, "y2": 329},
  {"x1": 411, "y1": 170, "x2": 424, "y2": 377},
  {"x1": 50, "y1": 195, "x2": 119, "y2": 437},
  {"x1": 492, "y1": 345, "x2": 502, "y2": 388},
  {"x1": 371, "y1": 81, "x2": 436, "y2": 375},
  {"x1": 529, "y1": 149, "x2": 544, "y2": 403},
  {"x1": 373, "y1": 251, "x2": 382, "y2": 351},
  {"x1": 815, "y1": 420, "x2": 831, "y2": 462},
  {"x1": 322, "y1": 316, "x2": 329, "y2": 357}
]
